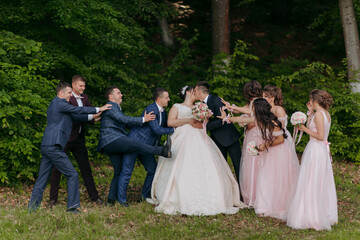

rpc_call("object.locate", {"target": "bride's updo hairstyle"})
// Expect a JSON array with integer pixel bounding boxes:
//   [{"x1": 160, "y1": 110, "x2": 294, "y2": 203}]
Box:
[
  {"x1": 179, "y1": 85, "x2": 195, "y2": 100},
  {"x1": 263, "y1": 85, "x2": 284, "y2": 106},
  {"x1": 253, "y1": 98, "x2": 287, "y2": 150},
  {"x1": 310, "y1": 89, "x2": 333, "y2": 110},
  {"x1": 243, "y1": 80, "x2": 263, "y2": 103}
]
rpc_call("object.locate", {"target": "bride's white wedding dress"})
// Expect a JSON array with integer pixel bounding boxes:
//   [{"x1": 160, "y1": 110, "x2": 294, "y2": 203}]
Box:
[{"x1": 150, "y1": 103, "x2": 247, "y2": 215}]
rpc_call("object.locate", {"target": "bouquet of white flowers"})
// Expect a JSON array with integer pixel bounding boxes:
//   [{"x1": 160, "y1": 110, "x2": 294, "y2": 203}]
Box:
[
  {"x1": 290, "y1": 111, "x2": 307, "y2": 126},
  {"x1": 290, "y1": 111, "x2": 307, "y2": 145},
  {"x1": 246, "y1": 141, "x2": 259, "y2": 156}
]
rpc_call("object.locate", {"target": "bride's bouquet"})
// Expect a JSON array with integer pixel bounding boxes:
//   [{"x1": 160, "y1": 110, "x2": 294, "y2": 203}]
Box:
[
  {"x1": 290, "y1": 111, "x2": 307, "y2": 145},
  {"x1": 192, "y1": 102, "x2": 213, "y2": 122},
  {"x1": 246, "y1": 141, "x2": 259, "y2": 156}
]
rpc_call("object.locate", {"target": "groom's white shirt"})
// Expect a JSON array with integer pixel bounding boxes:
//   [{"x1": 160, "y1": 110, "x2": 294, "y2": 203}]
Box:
[
  {"x1": 155, "y1": 103, "x2": 164, "y2": 126},
  {"x1": 203, "y1": 95, "x2": 209, "y2": 104}
]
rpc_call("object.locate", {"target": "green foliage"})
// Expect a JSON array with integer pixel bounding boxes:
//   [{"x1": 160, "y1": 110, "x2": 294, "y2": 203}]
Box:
[
  {"x1": 0, "y1": 31, "x2": 57, "y2": 184},
  {"x1": 209, "y1": 40, "x2": 259, "y2": 106}
]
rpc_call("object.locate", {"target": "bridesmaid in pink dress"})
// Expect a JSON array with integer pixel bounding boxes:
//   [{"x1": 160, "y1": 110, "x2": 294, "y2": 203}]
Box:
[
  {"x1": 221, "y1": 81, "x2": 263, "y2": 206},
  {"x1": 252, "y1": 98, "x2": 299, "y2": 220},
  {"x1": 263, "y1": 85, "x2": 300, "y2": 176},
  {"x1": 287, "y1": 89, "x2": 338, "y2": 230}
]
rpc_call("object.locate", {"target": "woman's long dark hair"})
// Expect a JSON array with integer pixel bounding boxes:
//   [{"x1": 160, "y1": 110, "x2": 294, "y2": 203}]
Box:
[{"x1": 253, "y1": 98, "x2": 287, "y2": 149}]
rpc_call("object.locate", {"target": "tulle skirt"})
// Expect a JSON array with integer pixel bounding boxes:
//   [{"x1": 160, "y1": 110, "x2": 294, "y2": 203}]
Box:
[
  {"x1": 287, "y1": 140, "x2": 338, "y2": 230},
  {"x1": 239, "y1": 126, "x2": 264, "y2": 207},
  {"x1": 254, "y1": 139, "x2": 300, "y2": 221}
]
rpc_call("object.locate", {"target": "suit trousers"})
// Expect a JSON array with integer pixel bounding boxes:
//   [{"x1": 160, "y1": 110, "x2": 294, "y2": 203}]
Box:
[
  {"x1": 28, "y1": 145, "x2": 80, "y2": 210},
  {"x1": 49, "y1": 135, "x2": 99, "y2": 202},
  {"x1": 212, "y1": 137, "x2": 241, "y2": 184},
  {"x1": 118, "y1": 152, "x2": 157, "y2": 203},
  {"x1": 103, "y1": 136, "x2": 163, "y2": 201}
]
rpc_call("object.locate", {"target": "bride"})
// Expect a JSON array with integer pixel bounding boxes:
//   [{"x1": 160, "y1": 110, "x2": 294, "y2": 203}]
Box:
[{"x1": 148, "y1": 85, "x2": 247, "y2": 215}]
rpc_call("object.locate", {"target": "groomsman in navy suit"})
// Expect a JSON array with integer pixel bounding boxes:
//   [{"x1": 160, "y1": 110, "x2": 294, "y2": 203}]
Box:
[
  {"x1": 28, "y1": 82, "x2": 111, "y2": 213},
  {"x1": 49, "y1": 75, "x2": 103, "y2": 208},
  {"x1": 118, "y1": 88, "x2": 174, "y2": 206},
  {"x1": 97, "y1": 86, "x2": 172, "y2": 207}
]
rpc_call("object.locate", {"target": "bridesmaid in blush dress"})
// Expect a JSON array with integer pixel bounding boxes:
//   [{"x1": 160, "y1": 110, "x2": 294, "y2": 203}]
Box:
[
  {"x1": 221, "y1": 81, "x2": 263, "y2": 207},
  {"x1": 287, "y1": 89, "x2": 337, "y2": 230}
]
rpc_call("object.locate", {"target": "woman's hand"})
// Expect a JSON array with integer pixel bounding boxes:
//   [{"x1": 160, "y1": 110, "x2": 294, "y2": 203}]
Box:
[
  {"x1": 217, "y1": 107, "x2": 227, "y2": 120},
  {"x1": 220, "y1": 97, "x2": 230, "y2": 108},
  {"x1": 298, "y1": 124, "x2": 307, "y2": 132},
  {"x1": 306, "y1": 101, "x2": 313, "y2": 112},
  {"x1": 258, "y1": 143, "x2": 265, "y2": 151},
  {"x1": 191, "y1": 120, "x2": 204, "y2": 129}
]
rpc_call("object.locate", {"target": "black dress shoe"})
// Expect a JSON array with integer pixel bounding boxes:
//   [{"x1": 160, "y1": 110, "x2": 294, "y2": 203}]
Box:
[
  {"x1": 49, "y1": 199, "x2": 57, "y2": 209},
  {"x1": 106, "y1": 199, "x2": 116, "y2": 207},
  {"x1": 92, "y1": 197, "x2": 103, "y2": 205},
  {"x1": 120, "y1": 202, "x2": 129, "y2": 207},
  {"x1": 161, "y1": 135, "x2": 172, "y2": 158},
  {"x1": 66, "y1": 208, "x2": 80, "y2": 214}
]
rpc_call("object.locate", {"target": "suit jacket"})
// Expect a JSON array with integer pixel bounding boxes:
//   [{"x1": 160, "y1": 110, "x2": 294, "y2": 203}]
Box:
[
  {"x1": 41, "y1": 96, "x2": 97, "y2": 149},
  {"x1": 68, "y1": 94, "x2": 93, "y2": 142},
  {"x1": 97, "y1": 101, "x2": 143, "y2": 152},
  {"x1": 128, "y1": 102, "x2": 174, "y2": 146},
  {"x1": 206, "y1": 94, "x2": 241, "y2": 147}
]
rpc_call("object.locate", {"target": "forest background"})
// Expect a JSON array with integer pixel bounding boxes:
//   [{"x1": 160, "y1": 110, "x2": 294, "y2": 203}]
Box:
[{"x1": 1, "y1": 0, "x2": 360, "y2": 185}]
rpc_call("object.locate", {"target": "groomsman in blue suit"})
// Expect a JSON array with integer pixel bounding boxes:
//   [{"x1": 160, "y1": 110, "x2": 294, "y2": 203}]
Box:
[
  {"x1": 118, "y1": 88, "x2": 175, "y2": 206},
  {"x1": 28, "y1": 82, "x2": 111, "y2": 213},
  {"x1": 97, "y1": 86, "x2": 172, "y2": 207}
]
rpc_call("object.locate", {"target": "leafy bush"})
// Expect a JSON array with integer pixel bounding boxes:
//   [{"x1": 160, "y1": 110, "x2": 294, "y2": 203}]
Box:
[{"x1": 0, "y1": 31, "x2": 57, "y2": 184}]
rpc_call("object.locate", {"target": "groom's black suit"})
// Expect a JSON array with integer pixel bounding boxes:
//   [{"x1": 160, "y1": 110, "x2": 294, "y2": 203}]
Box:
[{"x1": 206, "y1": 94, "x2": 241, "y2": 183}]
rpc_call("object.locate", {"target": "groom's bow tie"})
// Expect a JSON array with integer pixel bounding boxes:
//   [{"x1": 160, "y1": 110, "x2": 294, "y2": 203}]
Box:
[{"x1": 159, "y1": 108, "x2": 164, "y2": 113}]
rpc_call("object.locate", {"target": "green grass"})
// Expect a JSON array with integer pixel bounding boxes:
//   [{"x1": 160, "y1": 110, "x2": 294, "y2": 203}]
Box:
[{"x1": 0, "y1": 161, "x2": 359, "y2": 239}]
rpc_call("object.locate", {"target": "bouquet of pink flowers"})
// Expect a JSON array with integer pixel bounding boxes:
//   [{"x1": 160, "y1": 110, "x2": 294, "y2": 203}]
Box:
[
  {"x1": 246, "y1": 141, "x2": 259, "y2": 156},
  {"x1": 192, "y1": 102, "x2": 213, "y2": 122}
]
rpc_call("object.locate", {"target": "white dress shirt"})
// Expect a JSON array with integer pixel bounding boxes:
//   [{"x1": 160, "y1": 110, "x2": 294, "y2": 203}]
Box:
[
  {"x1": 203, "y1": 95, "x2": 209, "y2": 104},
  {"x1": 156, "y1": 103, "x2": 164, "y2": 126}
]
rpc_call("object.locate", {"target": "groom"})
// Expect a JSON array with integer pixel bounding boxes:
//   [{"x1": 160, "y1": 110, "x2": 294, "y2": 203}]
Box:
[
  {"x1": 118, "y1": 88, "x2": 175, "y2": 206},
  {"x1": 195, "y1": 81, "x2": 242, "y2": 183}
]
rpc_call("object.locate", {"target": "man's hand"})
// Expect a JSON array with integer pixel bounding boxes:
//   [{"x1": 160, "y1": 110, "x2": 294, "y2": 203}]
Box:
[
  {"x1": 99, "y1": 104, "x2": 112, "y2": 112},
  {"x1": 93, "y1": 112, "x2": 102, "y2": 122},
  {"x1": 144, "y1": 110, "x2": 156, "y2": 122}
]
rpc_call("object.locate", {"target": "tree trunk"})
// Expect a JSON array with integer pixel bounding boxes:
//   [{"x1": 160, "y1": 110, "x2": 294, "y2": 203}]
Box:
[
  {"x1": 339, "y1": 0, "x2": 360, "y2": 93},
  {"x1": 158, "y1": 17, "x2": 174, "y2": 47},
  {"x1": 212, "y1": 0, "x2": 230, "y2": 57}
]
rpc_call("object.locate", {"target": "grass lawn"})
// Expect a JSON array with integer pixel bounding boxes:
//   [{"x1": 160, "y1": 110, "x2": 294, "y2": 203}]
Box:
[{"x1": 0, "y1": 160, "x2": 359, "y2": 239}]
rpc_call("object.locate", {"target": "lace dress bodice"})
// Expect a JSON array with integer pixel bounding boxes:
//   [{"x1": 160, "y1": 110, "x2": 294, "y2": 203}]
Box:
[{"x1": 174, "y1": 103, "x2": 193, "y2": 119}]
